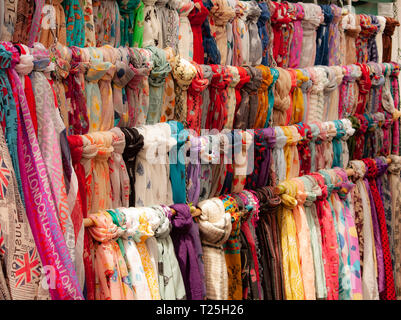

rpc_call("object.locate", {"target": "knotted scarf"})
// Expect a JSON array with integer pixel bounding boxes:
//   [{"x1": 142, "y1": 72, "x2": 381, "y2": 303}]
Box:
[
  {"x1": 177, "y1": 0, "x2": 194, "y2": 60},
  {"x1": 328, "y1": 4, "x2": 342, "y2": 66},
  {"x1": 232, "y1": 130, "x2": 253, "y2": 193},
  {"x1": 159, "y1": 47, "x2": 176, "y2": 123},
  {"x1": 309, "y1": 172, "x2": 339, "y2": 300},
  {"x1": 258, "y1": 2, "x2": 270, "y2": 66},
  {"x1": 272, "y1": 126, "x2": 287, "y2": 183},
  {"x1": 224, "y1": 66, "x2": 240, "y2": 129},
  {"x1": 390, "y1": 62, "x2": 401, "y2": 155},
  {"x1": 293, "y1": 69, "x2": 308, "y2": 124},
  {"x1": 368, "y1": 62, "x2": 385, "y2": 113},
  {"x1": 121, "y1": 127, "x2": 144, "y2": 207},
  {"x1": 63, "y1": 0, "x2": 85, "y2": 47},
  {"x1": 83, "y1": 47, "x2": 111, "y2": 132},
  {"x1": 186, "y1": 135, "x2": 201, "y2": 205},
  {"x1": 201, "y1": 0, "x2": 221, "y2": 65},
  {"x1": 189, "y1": 0, "x2": 209, "y2": 64},
  {"x1": 299, "y1": 3, "x2": 322, "y2": 68},
  {"x1": 295, "y1": 123, "x2": 312, "y2": 176},
  {"x1": 208, "y1": 0, "x2": 235, "y2": 65},
  {"x1": 291, "y1": 178, "x2": 316, "y2": 300},
  {"x1": 362, "y1": 158, "x2": 396, "y2": 300},
  {"x1": 205, "y1": 64, "x2": 233, "y2": 130},
  {"x1": 272, "y1": 67, "x2": 291, "y2": 126},
  {"x1": 342, "y1": 12, "x2": 360, "y2": 65},
  {"x1": 146, "y1": 46, "x2": 171, "y2": 124},
  {"x1": 309, "y1": 123, "x2": 320, "y2": 172},
  {"x1": 300, "y1": 69, "x2": 312, "y2": 122},
  {"x1": 298, "y1": 175, "x2": 327, "y2": 299},
  {"x1": 265, "y1": 67, "x2": 279, "y2": 128},
  {"x1": 356, "y1": 14, "x2": 377, "y2": 64},
  {"x1": 28, "y1": 0, "x2": 46, "y2": 47},
  {"x1": 225, "y1": 0, "x2": 236, "y2": 65},
  {"x1": 170, "y1": 203, "x2": 204, "y2": 300},
  {"x1": 388, "y1": 155, "x2": 401, "y2": 299},
  {"x1": 155, "y1": 0, "x2": 177, "y2": 50},
  {"x1": 254, "y1": 65, "x2": 272, "y2": 128},
  {"x1": 232, "y1": 1, "x2": 249, "y2": 66},
  {"x1": 339, "y1": 64, "x2": 361, "y2": 118},
  {"x1": 306, "y1": 67, "x2": 329, "y2": 123},
  {"x1": 200, "y1": 64, "x2": 213, "y2": 129},
  {"x1": 187, "y1": 62, "x2": 209, "y2": 133},
  {"x1": 198, "y1": 198, "x2": 232, "y2": 300},
  {"x1": 340, "y1": 118, "x2": 355, "y2": 168},
  {"x1": 171, "y1": 56, "x2": 196, "y2": 126},
  {"x1": 88, "y1": 211, "x2": 134, "y2": 300},
  {"x1": 331, "y1": 120, "x2": 346, "y2": 168},
  {"x1": 383, "y1": 17, "x2": 400, "y2": 63},
  {"x1": 375, "y1": 16, "x2": 387, "y2": 63},
  {"x1": 281, "y1": 126, "x2": 301, "y2": 180},
  {"x1": 355, "y1": 63, "x2": 371, "y2": 115},
  {"x1": 324, "y1": 66, "x2": 343, "y2": 121},
  {"x1": 276, "y1": 181, "x2": 304, "y2": 300},
  {"x1": 315, "y1": 5, "x2": 333, "y2": 66},
  {"x1": 348, "y1": 160, "x2": 379, "y2": 299},
  {"x1": 233, "y1": 66, "x2": 251, "y2": 130}
]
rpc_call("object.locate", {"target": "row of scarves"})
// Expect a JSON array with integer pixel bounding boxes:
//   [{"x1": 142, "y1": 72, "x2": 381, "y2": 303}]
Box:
[
  {"x1": 61, "y1": 158, "x2": 401, "y2": 300},
  {"x1": 1, "y1": 1, "x2": 400, "y2": 70},
  {"x1": 2, "y1": 39, "x2": 401, "y2": 145}
]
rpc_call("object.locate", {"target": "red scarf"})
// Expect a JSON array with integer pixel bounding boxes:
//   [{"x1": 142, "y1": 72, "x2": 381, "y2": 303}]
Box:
[
  {"x1": 295, "y1": 123, "x2": 312, "y2": 176},
  {"x1": 271, "y1": 2, "x2": 292, "y2": 67},
  {"x1": 355, "y1": 63, "x2": 371, "y2": 115},
  {"x1": 188, "y1": 0, "x2": 209, "y2": 64},
  {"x1": 205, "y1": 64, "x2": 232, "y2": 130},
  {"x1": 362, "y1": 158, "x2": 396, "y2": 300},
  {"x1": 353, "y1": 114, "x2": 368, "y2": 160}
]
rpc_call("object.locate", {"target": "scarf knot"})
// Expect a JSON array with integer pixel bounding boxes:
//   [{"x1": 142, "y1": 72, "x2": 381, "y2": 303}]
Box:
[
  {"x1": 49, "y1": 43, "x2": 72, "y2": 80},
  {"x1": 147, "y1": 46, "x2": 171, "y2": 87},
  {"x1": 15, "y1": 45, "x2": 34, "y2": 76},
  {"x1": 255, "y1": 186, "x2": 281, "y2": 210},
  {"x1": 209, "y1": 0, "x2": 236, "y2": 27},
  {"x1": 383, "y1": 17, "x2": 399, "y2": 37},
  {"x1": 388, "y1": 155, "x2": 401, "y2": 175},
  {"x1": 362, "y1": 158, "x2": 378, "y2": 180},
  {"x1": 188, "y1": 63, "x2": 209, "y2": 95},
  {"x1": 84, "y1": 48, "x2": 112, "y2": 83},
  {"x1": 318, "y1": 170, "x2": 334, "y2": 198},
  {"x1": 110, "y1": 127, "x2": 126, "y2": 154},
  {"x1": 92, "y1": 132, "x2": 114, "y2": 161},
  {"x1": 277, "y1": 181, "x2": 298, "y2": 210},
  {"x1": 334, "y1": 168, "x2": 354, "y2": 199},
  {"x1": 304, "y1": 178, "x2": 322, "y2": 207},
  {"x1": 341, "y1": 118, "x2": 356, "y2": 141},
  {"x1": 375, "y1": 157, "x2": 388, "y2": 177},
  {"x1": 349, "y1": 160, "x2": 367, "y2": 181},
  {"x1": 274, "y1": 126, "x2": 287, "y2": 149},
  {"x1": 243, "y1": 66, "x2": 262, "y2": 94},
  {"x1": 31, "y1": 43, "x2": 52, "y2": 72},
  {"x1": 88, "y1": 212, "x2": 119, "y2": 243},
  {"x1": 324, "y1": 67, "x2": 338, "y2": 93},
  {"x1": 334, "y1": 120, "x2": 346, "y2": 140},
  {"x1": 171, "y1": 55, "x2": 197, "y2": 90},
  {"x1": 82, "y1": 135, "x2": 98, "y2": 160},
  {"x1": 68, "y1": 135, "x2": 84, "y2": 164},
  {"x1": 246, "y1": 0, "x2": 261, "y2": 24},
  {"x1": 356, "y1": 114, "x2": 368, "y2": 133}
]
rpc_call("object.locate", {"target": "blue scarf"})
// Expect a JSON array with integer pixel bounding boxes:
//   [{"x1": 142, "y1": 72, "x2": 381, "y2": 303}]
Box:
[{"x1": 315, "y1": 5, "x2": 333, "y2": 66}]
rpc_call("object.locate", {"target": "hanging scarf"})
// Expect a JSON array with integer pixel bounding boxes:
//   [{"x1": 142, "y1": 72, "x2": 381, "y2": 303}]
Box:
[
  {"x1": 232, "y1": 1, "x2": 249, "y2": 66},
  {"x1": 93, "y1": 0, "x2": 121, "y2": 47},
  {"x1": 295, "y1": 123, "x2": 312, "y2": 176},
  {"x1": 315, "y1": 5, "x2": 333, "y2": 66},
  {"x1": 208, "y1": 0, "x2": 236, "y2": 66},
  {"x1": 170, "y1": 204, "x2": 204, "y2": 300},
  {"x1": 328, "y1": 4, "x2": 342, "y2": 66},
  {"x1": 127, "y1": 47, "x2": 152, "y2": 126},
  {"x1": 30, "y1": 43, "x2": 77, "y2": 268},
  {"x1": 340, "y1": 118, "x2": 355, "y2": 168},
  {"x1": 0, "y1": 102, "x2": 47, "y2": 299},
  {"x1": 81, "y1": 0, "x2": 96, "y2": 47},
  {"x1": 225, "y1": 0, "x2": 236, "y2": 65},
  {"x1": 287, "y1": 3, "x2": 304, "y2": 69},
  {"x1": 309, "y1": 173, "x2": 339, "y2": 300},
  {"x1": 152, "y1": 206, "x2": 186, "y2": 300},
  {"x1": 254, "y1": 65, "x2": 272, "y2": 128},
  {"x1": 0, "y1": 0, "x2": 18, "y2": 42},
  {"x1": 146, "y1": 46, "x2": 171, "y2": 125},
  {"x1": 187, "y1": 62, "x2": 209, "y2": 133},
  {"x1": 189, "y1": 0, "x2": 209, "y2": 64},
  {"x1": 112, "y1": 48, "x2": 135, "y2": 127},
  {"x1": 200, "y1": 65, "x2": 213, "y2": 129},
  {"x1": 156, "y1": 0, "x2": 179, "y2": 51},
  {"x1": 257, "y1": 2, "x2": 270, "y2": 66},
  {"x1": 340, "y1": 64, "x2": 361, "y2": 118},
  {"x1": 299, "y1": 3, "x2": 322, "y2": 68},
  {"x1": 186, "y1": 135, "x2": 201, "y2": 205},
  {"x1": 13, "y1": 43, "x2": 83, "y2": 300},
  {"x1": 271, "y1": 1, "x2": 291, "y2": 68},
  {"x1": 84, "y1": 47, "x2": 111, "y2": 132},
  {"x1": 13, "y1": 0, "x2": 35, "y2": 44},
  {"x1": 298, "y1": 176, "x2": 327, "y2": 299},
  {"x1": 159, "y1": 47, "x2": 175, "y2": 124},
  {"x1": 205, "y1": 65, "x2": 233, "y2": 130},
  {"x1": 246, "y1": 1, "x2": 262, "y2": 66},
  {"x1": 168, "y1": 121, "x2": 188, "y2": 204},
  {"x1": 383, "y1": 17, "x2": 400, "y2": 63},
  {"x1": 198, "y1": 198, "x2": 232, "y2": 300},
  {"x1": 388, "y1": 155, "x2": 401, "y2": 299},
  {"x1": 367, "y1": 15, "x2": 380, "y2": 63},
  {"x1": 121, "y1": 127, "x2": 144, "y2": 207},
  {"x1": 272, "y1": 67, "x2": 291, "y2": 126},
  {"x1": 390, "y1": 62, "x2": 401, "y2": 155},
  {"x1": 348, "y1": 160, "x2": 379, "y2": 300},
  {"x1": 265, "y1": 67, "x2": 279, "y2": 128},
  {"x1": 233, "y1": 66, "x2": 251, "y2": 130},
  {"x1": 224, "y1": 66, "x2": 240, "y2": 129},
  {"x1": 300, "y1": 69, "x2": 312, "y2": 122},
  {"x1": 276, "y1": 181, "x2": 304, "y2": 300},
  {"x1": 375, "y1": 16, "x2": 387, "y2": 63},
  {"x1": 135, "y1": 123, "x2": 175, "y2": 207},
  {"x1": 356, "y1": 14, "x2": 376, "y2": 64},
  {"x1": 38, "y1": 0, "x2": 67, "y2": 47},
  {"x1": 368, "y1": 62, "x2": 385, "y2": 113},
  {"x1": 171, "y1": 56, "x2": 196, "y2": 126},
  {"x1": 285, "y1": 69, "x2": 297, "y2": 125},
  {"x1": 28, "y1": 0, "x2": 46, "y2": 47},
  {"x1": 201, "y1": 0, "x2": 221, "y2": 65},
  {"x1": 118, "y1": 0, "x2": 141, "y2": 47},
  {"x1": 281, "y1": 126, "x2": 301, "y2": 180},
  {"x1": 291, "y1": 178, "x2": 316, "y2": 300},
  {"x1": 272, "y1": 126, "x2": 287, "y2": 184},
  {"x1": 88, "y1": 211, "x2": 134, "y2": 300},
  {"x1": 331, "y1": 120, "x2": 345, "y2": 168},
  {"x1": 362, "y1": 158, "x2": 396, "y2": 300},
  {"x1": 63, "y1": 0, "x2": 85, "y2": 47},
  {"x1": 232, "y1": 131, "x2": 253, "y2": 193},
  {"x1": 342, "y1": 12, "x2": 360, "y2": 65},
  {"x1": 177, "y1": 0, "x2": 194, "y2": 61},
  {"x1": 355, "y1": 63, "x2": 372, "y2": 115},
  {"x1": 292, "y1": 69, "x2": 308, "y2": 124},
  {"x1": 309, "y1": 123, "x2": 320, "y2": 172}
]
